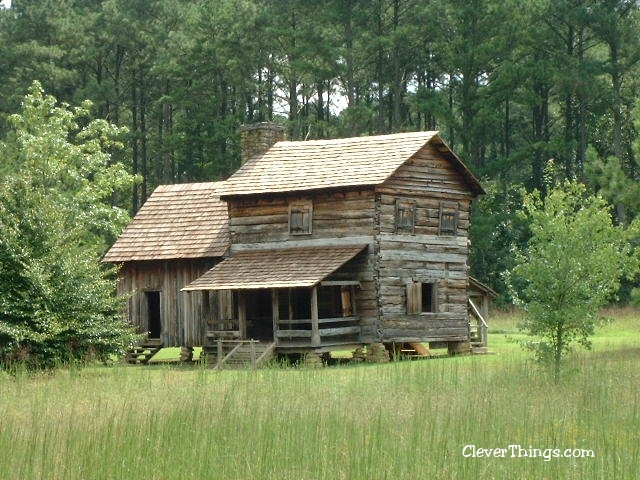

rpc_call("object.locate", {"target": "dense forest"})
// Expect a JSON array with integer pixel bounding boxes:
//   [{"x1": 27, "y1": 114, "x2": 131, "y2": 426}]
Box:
[{"x1": 1, "y1": 0, "x2": 640, "y2": 299}]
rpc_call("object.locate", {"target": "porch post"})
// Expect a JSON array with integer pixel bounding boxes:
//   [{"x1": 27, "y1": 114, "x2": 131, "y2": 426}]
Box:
[
  {"x1": 311, "y1": 285, "x2": 320, "y2": 347},
  {"x1": 238, "y1": 291, "x2": 247, "y2": 339},
  {"x1": 271, "y1": 288, "x2": 279, "y2": 345}
]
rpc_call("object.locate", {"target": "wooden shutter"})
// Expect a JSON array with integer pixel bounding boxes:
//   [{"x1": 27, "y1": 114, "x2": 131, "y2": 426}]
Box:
[
  {"x1": 300, "y1": 207, "x2": 310, "y2": 231},
  {"x1": 406, "y1": 282, "x2": 422, "y2": 314},
  {"x1": 290, "y1": 210, "x2": 303, "y2": 230},
  {"x1": 289, "y1": 202, "x2": 312, "y2": 234},
  {"x1": 438, "y1": 202, "x2": 458, "y2": 236},
  {"x1": 340, "y1": 286, "x2": 353, "y2": 317},
  {"x1": 395, "y1": 200, "x2": 416, "y2": 233}
]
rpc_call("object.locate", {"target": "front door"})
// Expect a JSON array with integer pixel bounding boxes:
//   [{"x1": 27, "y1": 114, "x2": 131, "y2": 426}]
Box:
[
  {"x1": 244, "y1": 289, "x2": 273, "y2": 341},
  {"x1": 145, "y1": 291, "x2": 162, "y2": 338}
]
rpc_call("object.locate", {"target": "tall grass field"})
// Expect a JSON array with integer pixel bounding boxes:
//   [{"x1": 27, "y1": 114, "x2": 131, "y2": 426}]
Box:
[{"x1": 1, "y1": 309, "x2": 638, "y2": 479}]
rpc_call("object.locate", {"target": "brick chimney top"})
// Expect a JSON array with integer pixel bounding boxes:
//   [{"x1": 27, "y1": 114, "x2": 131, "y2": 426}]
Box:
[{"x1": 239, "y1": 122, "x2": 285, "y2": 165}]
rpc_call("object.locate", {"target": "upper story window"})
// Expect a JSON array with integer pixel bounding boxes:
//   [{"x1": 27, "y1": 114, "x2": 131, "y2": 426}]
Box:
[
  {"x1": 289, "y1": 201, "x2": 312, "y2": 235},
  {"x1": 439, "y1": 202, "x2": 458, "y2": 236},
  {"x1": 395, "y1": 199, "x2": 416, "y2": 233}
]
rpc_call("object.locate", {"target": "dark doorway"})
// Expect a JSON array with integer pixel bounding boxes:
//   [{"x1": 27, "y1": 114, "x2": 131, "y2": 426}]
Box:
[
  {"x1": 146, "y1": 291, "x2": 162, "y2": 338},
  {"x1": 245, "y1": 289, "x2": 273, "y2": 341}
]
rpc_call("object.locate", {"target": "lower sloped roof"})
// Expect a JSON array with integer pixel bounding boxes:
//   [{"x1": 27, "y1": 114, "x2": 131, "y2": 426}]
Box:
[
  {"x1": 182, "y1": 245, "x2": 367, "y2": 290},
  {"x1": 102, "y1": 182, "x2": 228, "y2": 262}
]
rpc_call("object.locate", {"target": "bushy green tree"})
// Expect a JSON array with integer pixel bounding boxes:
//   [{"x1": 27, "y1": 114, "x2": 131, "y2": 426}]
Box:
[
  {"x1": 507, "y1": 180, "x2": 638, "y2": 381},
  {"x1": 0, "y1": 83, "x2": 138, "y2": 370}
]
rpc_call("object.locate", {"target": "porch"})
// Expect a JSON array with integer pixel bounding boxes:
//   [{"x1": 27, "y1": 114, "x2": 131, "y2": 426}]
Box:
[
  {"x1": 202, "y1": 283, "x2": 361, "y2": 352},
  {"x1": 183, "y1": 245, "x2": 368, "y2": 353}
]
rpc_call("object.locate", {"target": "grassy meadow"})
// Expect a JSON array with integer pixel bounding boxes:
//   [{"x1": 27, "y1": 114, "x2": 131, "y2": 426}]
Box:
[{"x1": 1, "y1": 308, "x2": 638, "y2": 479}]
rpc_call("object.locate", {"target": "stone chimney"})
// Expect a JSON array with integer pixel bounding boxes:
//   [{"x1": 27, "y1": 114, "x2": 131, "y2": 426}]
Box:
[{"x1": 239, "y1": 122, "x2": 286, "y2": 165}]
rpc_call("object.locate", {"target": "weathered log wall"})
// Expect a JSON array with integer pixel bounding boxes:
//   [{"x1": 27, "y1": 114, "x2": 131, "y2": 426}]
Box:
[
  {"x1": 227, "y1": 189, "x2": 379, "y2": 344},
  {"x1": 375, "y1": 143, "x2": 474, "y2": 343},
  {"x1": 227, "y1": 189, "x2": 376, "y2": 244},
  {"x1": 117, "y1": 259, "x2": 232, "y2": 346},
  {"x1": 323, "y1": 250, "x2": 378, "y2": 343}
]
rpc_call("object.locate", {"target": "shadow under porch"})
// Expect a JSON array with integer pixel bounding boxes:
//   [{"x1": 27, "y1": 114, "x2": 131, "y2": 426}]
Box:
[{"x1": 207, "y1": 284, "x2": 362, "y2": 354}]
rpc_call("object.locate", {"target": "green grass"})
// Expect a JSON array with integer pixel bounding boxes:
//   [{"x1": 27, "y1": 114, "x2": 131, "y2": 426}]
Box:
[{"x1": 1, "y1": 309, "x2": 638, "y2": 479}]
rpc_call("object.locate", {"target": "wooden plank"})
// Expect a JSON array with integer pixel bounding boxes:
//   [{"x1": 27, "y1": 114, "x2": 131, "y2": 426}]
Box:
[
  {"x1": 319, "y1": 326, "x2": 361, "y2": 336},
  {"x1": 278, "y1": 316, "x2": 359, "y2": 325},
  {"x1": 230, "y1": 214, "x2": 289, "y2": 226},
  {"x1": 311, "y1": 286, "x2": 320, "y2": 347},
  {"x1": 377, "y1": 232, "x2": 468, "y2": 247},
  {"x1": 272, "y1": 288, "x2": 279, "y2": 345},
  {"x1": 382, "y1": 334, "x2": 467, "y2": 343},
  {"x1": 238, "y1": 292, "x2": 247, "y2": 339},
  {"x1": 231, "y1": 236, "x2": 375, "y2": 252},
  {"x1": 276, "y1": 330, "x2": 313, "y2": 338},
  {"x1": 381, "y1": 312, "x2": 469, "y2": 330},
  {"x1": 378, "y1": 251, "x2": 467, "y2": 263},
  {"x1": 382, "y1": 324, "x2": 468, "y2": 334}
]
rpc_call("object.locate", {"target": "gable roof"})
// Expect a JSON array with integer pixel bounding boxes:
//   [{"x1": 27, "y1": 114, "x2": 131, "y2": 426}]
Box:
[
  {"x1": 102, "y1": 182, "x2": 229, "y2": 263},
  {"x1": 219, "y1": 131, "x2": 484, "y2": 197}
]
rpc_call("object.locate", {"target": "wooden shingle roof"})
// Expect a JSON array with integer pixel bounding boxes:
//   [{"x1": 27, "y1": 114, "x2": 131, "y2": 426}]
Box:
[
  {"x1": 220, "y1": 131, "x2": 483, "y2": 197},
  {"x1": 469, "y1": 276, "x2": 498, "y2": 299},
  {"x1": 182, "y1": 245, "x2": 367, "y2": 290},
  {"x1": 102, "y1": 182, "x2": 229, "y2": 262}
]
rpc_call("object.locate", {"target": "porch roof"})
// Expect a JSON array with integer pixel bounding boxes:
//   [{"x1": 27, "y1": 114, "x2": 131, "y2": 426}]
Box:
[{"x1": 182, "y1": 245, "x2": 367, "y2": 291}]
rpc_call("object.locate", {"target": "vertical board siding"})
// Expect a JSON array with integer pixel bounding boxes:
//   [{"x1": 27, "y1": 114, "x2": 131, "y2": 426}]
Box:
[{"x1": 117, "y1": 259, "x2": 227, "y2": 346}]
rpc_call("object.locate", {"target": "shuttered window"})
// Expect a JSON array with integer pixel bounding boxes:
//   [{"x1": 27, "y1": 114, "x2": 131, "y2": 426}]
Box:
[
  {"x1": 289, "y1": 202, "x2": 312, "y2": 235},
  {"x1": 395, "y1": 200, "x2": 416, "y2": 233},
  {"x1": 407, "y1": 282, "x2": 438, "y2": 314},
  {"x1": 406, "y1": 282, "x2": 422, "y2": 314},
  {"x1": 439, "y1": 202, "x2": 458, "y2": 236},
  {"x1": 340, "y1": 286, "x2": 353, "y2": 317}
]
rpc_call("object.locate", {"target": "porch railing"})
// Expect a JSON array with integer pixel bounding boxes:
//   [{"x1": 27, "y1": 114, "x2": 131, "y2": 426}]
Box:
[
  {"x1": 276, "y1": 316, "x2": 360, "y2": 345},
  {"x1": 468, "y1": 299, "x2": 488, "y2": 348}
]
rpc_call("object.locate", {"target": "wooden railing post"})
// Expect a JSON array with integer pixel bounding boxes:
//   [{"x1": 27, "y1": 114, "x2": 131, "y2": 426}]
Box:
[
  {"x1": 217, "y1": 339, "x2": 223, "y2": 368},
  {"x1": 238, "y1": 292, "x2": 247, "y2": 339},
  {"x1": 272, "y1": 288, "x2": 279, "y2": 346},
  {"x1": 311, "y1": 286, "x2": 320, "y2": 347},
  {"x1": 250, "y1": 340, "x2": 257, "y2": 369}
]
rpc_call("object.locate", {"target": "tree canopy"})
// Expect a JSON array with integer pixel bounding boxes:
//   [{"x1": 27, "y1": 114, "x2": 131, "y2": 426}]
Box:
[
  {"x1": 0, "y1": 83, "x2": 138, "y2": 369},
  {"x1": 507, "y1": 179, "x2": 639, "y2": 379},
  {"x1": 1, "y1": 0, "x2": 640, "y2": 299}
]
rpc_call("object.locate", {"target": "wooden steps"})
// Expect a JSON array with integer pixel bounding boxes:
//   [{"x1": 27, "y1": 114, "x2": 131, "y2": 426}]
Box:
[
  {"x1": 471, "y1": 346, "x2": 489, "y2": 354},
  {"x1": 468, "y1": 299, "x2": 489, "y2": 354},
  {"x1": 125, "y1": 338, "x2": 163, "y2": 364},
  {"x1": 203, "y1": 340, "x2": 275, "y2": 369},
  {"x1": 469, "y1": 321, "x2": 489, "y2": 354}
]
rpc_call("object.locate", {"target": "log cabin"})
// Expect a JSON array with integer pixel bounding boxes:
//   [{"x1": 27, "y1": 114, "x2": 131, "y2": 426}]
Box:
[{"x1": 180, "y1": 124, "x2": 486, "y2": 362}]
